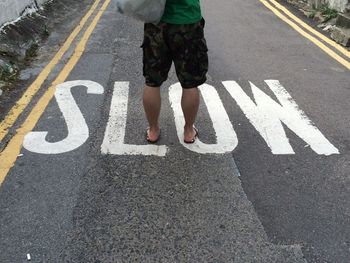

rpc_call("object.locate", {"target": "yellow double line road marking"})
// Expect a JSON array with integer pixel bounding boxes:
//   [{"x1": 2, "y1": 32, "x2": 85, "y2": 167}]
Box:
[
  {"x1": 0, "y1": 0, "x2": 111, "y2": 185},
  {"x1": 261, "y1": 0, "x2": 350, "y2": 70},
  {"x1": 0, "y1": 0, "x2": 101, "y2": 143},
  {"x1": 268, "y1": 0, "x2": 350, "y2": 58}
]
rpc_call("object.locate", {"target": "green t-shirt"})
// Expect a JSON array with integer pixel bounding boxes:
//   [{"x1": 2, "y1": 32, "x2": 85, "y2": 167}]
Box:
[{"x1": 161, "y1": 0, "x2": 202, "y2": 24}]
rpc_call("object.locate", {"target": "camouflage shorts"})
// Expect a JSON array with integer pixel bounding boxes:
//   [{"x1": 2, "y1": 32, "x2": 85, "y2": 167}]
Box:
[{"x1": 141, "y1": 18, "x2": 208, "y2": 89}]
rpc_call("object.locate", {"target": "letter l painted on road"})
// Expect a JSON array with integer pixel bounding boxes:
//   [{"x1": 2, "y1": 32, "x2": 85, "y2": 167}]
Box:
[{"x1": 101, "y1": 82, "x2": 168, "y2": 156}]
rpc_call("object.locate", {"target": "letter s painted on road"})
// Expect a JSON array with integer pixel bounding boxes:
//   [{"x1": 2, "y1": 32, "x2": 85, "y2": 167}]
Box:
[{"x1": 23, "y1": 80, "x2": 104, "y2": 154}]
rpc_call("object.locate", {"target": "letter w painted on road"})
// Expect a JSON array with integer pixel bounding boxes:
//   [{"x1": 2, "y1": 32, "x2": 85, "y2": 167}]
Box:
[{"x1": 223, "y1": 80, "x2": 339, "y2": 155}]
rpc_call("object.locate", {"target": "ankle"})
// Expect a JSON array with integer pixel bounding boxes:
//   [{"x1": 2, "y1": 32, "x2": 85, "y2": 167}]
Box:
[
  {"x1": 184, "y1": 124, "x2": 194, "y2": 132},
  {"x1": 149, "y1": 125, "x2": 160, "y2": 131}
]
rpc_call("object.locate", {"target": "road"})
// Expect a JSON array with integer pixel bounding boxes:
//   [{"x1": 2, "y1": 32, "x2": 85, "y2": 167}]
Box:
[{"x1": 0, "y1": 0, "x2": 349, "y2": 262}]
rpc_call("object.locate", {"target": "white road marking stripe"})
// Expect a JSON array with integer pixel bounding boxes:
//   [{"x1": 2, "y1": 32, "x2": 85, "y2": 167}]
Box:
[
  {"x1": 169, "y1": 83, "x2": 238, "y2": 154},
  {"x1": 101, "y1": 82, "x2": 168, "y2": 156},
  {"x1": 23, "y1": 80, "x2": 104, "y2": 154},
  {"x1": 223, "y1": 80, "x2": 339, "y2": 155}
]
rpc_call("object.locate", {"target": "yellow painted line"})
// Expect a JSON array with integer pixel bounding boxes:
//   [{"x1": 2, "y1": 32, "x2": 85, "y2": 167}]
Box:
[
  {"x1": 0, "y1": 0, "x2": 101, "y2": 142},
  {"x1": 0, "y1": 0, "x2": 111, "y2": 185},
  {"x1": 268, "y1": 0, "x2": 350, "y2": 58},
  {"x1": 260, "y1": 0, "x2": 350, "y2": 70}
]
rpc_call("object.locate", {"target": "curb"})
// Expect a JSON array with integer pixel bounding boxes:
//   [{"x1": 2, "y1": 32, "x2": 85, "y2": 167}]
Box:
[
  {"x1": 0, "y1": 0, "x2": 95, "y2": 93},
  {"x1": 284, "y1": 0, "x2": 350, "y2": 48}
]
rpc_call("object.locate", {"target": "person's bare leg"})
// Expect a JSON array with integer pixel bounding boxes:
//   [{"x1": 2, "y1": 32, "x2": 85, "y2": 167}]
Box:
[
  {"x1": 181, "y1": 87, "x2": 200, "y2": 142},
  {"x1": 143, "y1": 85, "x2": 161, "y2": 141}
]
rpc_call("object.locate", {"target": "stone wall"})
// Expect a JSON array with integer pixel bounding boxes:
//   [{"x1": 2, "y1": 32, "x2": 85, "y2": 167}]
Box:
[
  {"x1": 329, "y1": 0, "x2": 349, "y2": 11},
  {"x1": 308, "y1": 0, "x2": 349, "y2": 12},
  {"x1": 0, "y1": 0, "x2": 49, "y2": 27}
]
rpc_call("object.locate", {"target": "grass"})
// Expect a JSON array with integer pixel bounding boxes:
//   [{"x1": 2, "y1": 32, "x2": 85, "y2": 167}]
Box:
[
  {"x1": 307, "y1": 3, "x2": 338, "y2": 22},
  {"x1": 319, "y1": 4, "x2": 338, "y2": 21},
  {"x1": 0, "y1": 61, "x2": 18, "y2": 82}
]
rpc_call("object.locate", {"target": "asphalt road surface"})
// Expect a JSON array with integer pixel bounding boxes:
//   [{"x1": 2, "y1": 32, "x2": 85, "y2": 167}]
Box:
[{"x1": 0, "y1": 0, "x2": 349, "y2": 262}]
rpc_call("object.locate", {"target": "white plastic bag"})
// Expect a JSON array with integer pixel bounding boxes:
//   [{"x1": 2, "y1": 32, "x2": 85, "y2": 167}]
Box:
[{"x1": 115, "y1": 0, "x2": 166, "y2": 24}]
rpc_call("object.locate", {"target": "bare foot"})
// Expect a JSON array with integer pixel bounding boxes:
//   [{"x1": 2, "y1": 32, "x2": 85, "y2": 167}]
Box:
[
  {"x1": 146, "y1": 127, "x2": 160, "y2": 143},
  {"x1": 184, "y1": 126, "x2": 198, "y2": 144}
]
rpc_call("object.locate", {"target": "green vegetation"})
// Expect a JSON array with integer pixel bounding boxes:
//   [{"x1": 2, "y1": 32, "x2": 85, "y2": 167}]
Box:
[
  {"x1": 0, "y1": 60, "x2": 18, "y2": 82},
  {"x1": 308, "y1": 3, "x2": 338, "y2": 22},
  {"x1": 319, "y1": 4, "x2": 338, "y2": 21},
  {"x1": 309, "y1": 9, "x2": 317, "y2": 19},
  {"x1": 25, "y1": 43, "x2": 39, "y2": 60}
]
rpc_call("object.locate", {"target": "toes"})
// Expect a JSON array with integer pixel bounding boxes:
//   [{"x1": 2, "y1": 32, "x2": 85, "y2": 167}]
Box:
[
  {"x1": 146, "y1": 128, "x2": 160, "y2": 143},
  {"x1": 184, "y1": 127, "x2": 198, "y2": 143}
]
